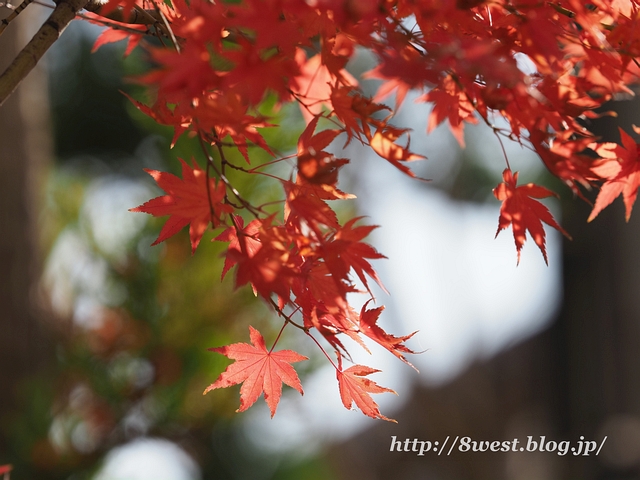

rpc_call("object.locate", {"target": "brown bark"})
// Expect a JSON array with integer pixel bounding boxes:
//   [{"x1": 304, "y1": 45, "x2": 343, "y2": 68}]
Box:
[
  {"x1": 0, "y1": 8, "x2": 53, "y2": 459},
  {"x1": 0, "y1": 0, "x2": 89, "y2": 106}
]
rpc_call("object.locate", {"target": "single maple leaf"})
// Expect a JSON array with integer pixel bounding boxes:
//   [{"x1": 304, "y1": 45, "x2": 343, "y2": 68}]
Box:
[
  {"x1": 192, "y1": 92, "x2": 275, "y2": 163},
  {"x1": 336, "y1": 357, "x2": 397, "y2": 422},
  {"x1": 301, "y1": 303, "x2": 357, "y2": 357},
  {"x1": 290, "y1": 50, "x2": 357, "y2": 124},
  {"x1": 359, "y1": 300, "x2": 418, "y2": 370},
  {"x1": 422, "y1": 75, "x2": 477, "y2": 148},
  {"x1": 330, "y1": 86, "x2": 390, "y2": 143},
  {"x1": 296, "y1": 116, "x2": 346, "y2": 188},
  {"x1": 97, "y1": 0, "x2": 139, "y2": 19},
  {"x1": 588, "y1": 127, "x2": 640, "y2": 222},
  {"x1": 365, "y1": 64, "x2": 411, "y2": 111},
  {"x1": 215, "y1": 215, "x2": 262, "y2": 280},
  {"x1": 294, "y1": 253, "x2": 352, "y2": 311},
  {"x1": 204, "y1": 326, "x2": 308, "y2": 417},
  {"x1": 131, "y1": 158, "x2": 233, "y2": 253},
  {"x1": 369, "y1": 125, "x2": 425, "y2": 178},
  {"x1": 121, "y1": 93, "x2": 189, "y2": 147},
  {"x1": 493, "y1": 169, "x2": 570, "y2": 265},
  {"x1": 282, "y1": 181, "x2": 341, "y2": 229},
  {"x1": 322, "y1": 217, "x2": 387, "y2": 296},
  {"x1": 91, "y1": 25, "x2": 146, "y2": 57},
  {"x1": 529, "y1": 129, "x2": 600, "y2": 198},
  {"x1": 230, "y1": 241, "x2": 295, "y2": 301}
]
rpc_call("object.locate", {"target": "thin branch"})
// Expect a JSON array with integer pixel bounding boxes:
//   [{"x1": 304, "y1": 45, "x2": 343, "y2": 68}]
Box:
[
  {"x1": 156, "y1": 5, "x2": 179, "y2": 52},
  {"x1": 494, "y1": 129, "x2": 511, "y2": 171},
  {"x1": 197, "y1": 132, "x2": 264, "y2": 217},
  {"x1": 0, "y1": 0, "x2": 37, "y2": 37},
  {"x1": 267, "y1": 297, "x2": 306, "y2": 332},
  {"x1": 0, "y1": 0, "x2": 89, "y2": 107}
]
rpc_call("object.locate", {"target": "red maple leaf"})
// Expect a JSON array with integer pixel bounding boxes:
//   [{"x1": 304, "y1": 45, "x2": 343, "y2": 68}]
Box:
[
  {"x1": 283, "y1": 181, "x2": 340, "y2": 229},
  {"x1": 589, "y1": 127, "x2": 640, "y2": 222},
  {"x1": 322, "y1": 217, "x2": 387, "y2": 296},
  {"x1": 204, "y1": 326, "x2": 308, "y2": 417},
  {"x1": 359, "y1": 301, "x2": 418, "y2": 369},
  {"x1": 336, "y1": 357, "x2": 397, "y2": 422},
  {"x1": 131, "y1": 158, "x2": 233, "y2": 253},
  {"x1": 90, "y1": 21, "x2": 146, "y2": 57},
  {"x1": 121, "y1": 93, "x2": 189, "y2": 147},
  {"x1": 215, "y1": 215, "x2": 263, "y2": 280},
  {"x1": 369, "y1": 125, "x2": 426, "y2": 178},
  {"x1": 231, "y1": 240, "x2": 296, "y2": 301},
  {"x1": 493, "y1": 169, "x2": 570, "y2": 265},
  {"x1": 296, "y1": 116, "x2": 346, "y2": 188},
  {"x1": 97, "y1": 0, "x2": 139, "y2": 19},
  {"x1": 422, "y1": 74, "x2": 477, "y2": 148}
]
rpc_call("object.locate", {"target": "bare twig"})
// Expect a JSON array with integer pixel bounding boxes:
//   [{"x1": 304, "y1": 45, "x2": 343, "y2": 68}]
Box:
[
  {"x1": 0, "y1": 0, "x2": 89, "y2": 106},
  {"x1": 0, "y1": 0, "x2": 37, "y2": 37},
  {"x1": 155, "y1": 5, "x2": 179, "y2": 52}
]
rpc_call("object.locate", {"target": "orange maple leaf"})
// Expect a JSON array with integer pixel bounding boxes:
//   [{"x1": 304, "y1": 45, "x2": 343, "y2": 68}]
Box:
[
  {"x1": 589, "y1": 127, "x2": 640, "y2": 222},
  {"x1": 204, "y1": 326, "x2": 308, "y2": 417},
  {"x1": 493, "y1": 169, "x2": 570, "y2": 265},
  {"x1": 291, "y1": 50, "x2": 357, "y2": 124},
  {"x1": 369, "y1": 125, "x2": 426, "y2": 178},
  {"x1": 336, "y1": 357, "x2": 397, "y2": 422},
  {"x1": 131, "y1": 158, "x2": 232, "y2": 253}
]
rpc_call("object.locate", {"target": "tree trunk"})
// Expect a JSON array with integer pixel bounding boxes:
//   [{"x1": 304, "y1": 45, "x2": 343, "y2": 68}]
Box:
[{"x1": 0, "y1": 6, "x2": 53, "y2": 462}]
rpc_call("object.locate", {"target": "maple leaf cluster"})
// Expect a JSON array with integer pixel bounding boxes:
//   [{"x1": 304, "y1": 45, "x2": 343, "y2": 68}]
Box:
[{"x1": 84, "y1": 0, "x2": 640, "y2": 420}]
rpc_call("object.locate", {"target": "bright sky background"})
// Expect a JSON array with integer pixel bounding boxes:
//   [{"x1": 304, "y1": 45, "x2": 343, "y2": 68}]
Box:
[{"x1": 243, "y1": 91, "x2": 563, "y2": 455}]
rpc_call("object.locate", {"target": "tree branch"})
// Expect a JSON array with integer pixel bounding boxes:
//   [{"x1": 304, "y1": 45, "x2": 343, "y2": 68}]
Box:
[
  {"x1": 0, "y1": 0, "x2": 88, "y2": 107},
  {"x1": 0, "y1": 0, "x2": 37, "y2": 37}
]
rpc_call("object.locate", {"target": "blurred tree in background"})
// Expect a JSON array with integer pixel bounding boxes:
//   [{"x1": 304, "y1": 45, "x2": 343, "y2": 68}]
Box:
[{"x1": 0, "y1": 20, "x2": 337, "y2": 479}]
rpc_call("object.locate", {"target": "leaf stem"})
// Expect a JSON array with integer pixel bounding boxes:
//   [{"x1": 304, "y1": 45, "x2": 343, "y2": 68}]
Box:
[
  {"x1": 495, "y1": 129, "x2": 512, "y2": 171},
  {"x1": 196, "y1": 131, "x2": 226, "y2": 225},
  {"x1": 269, "y1": 319, "x2": 288, "y2": 353}
]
